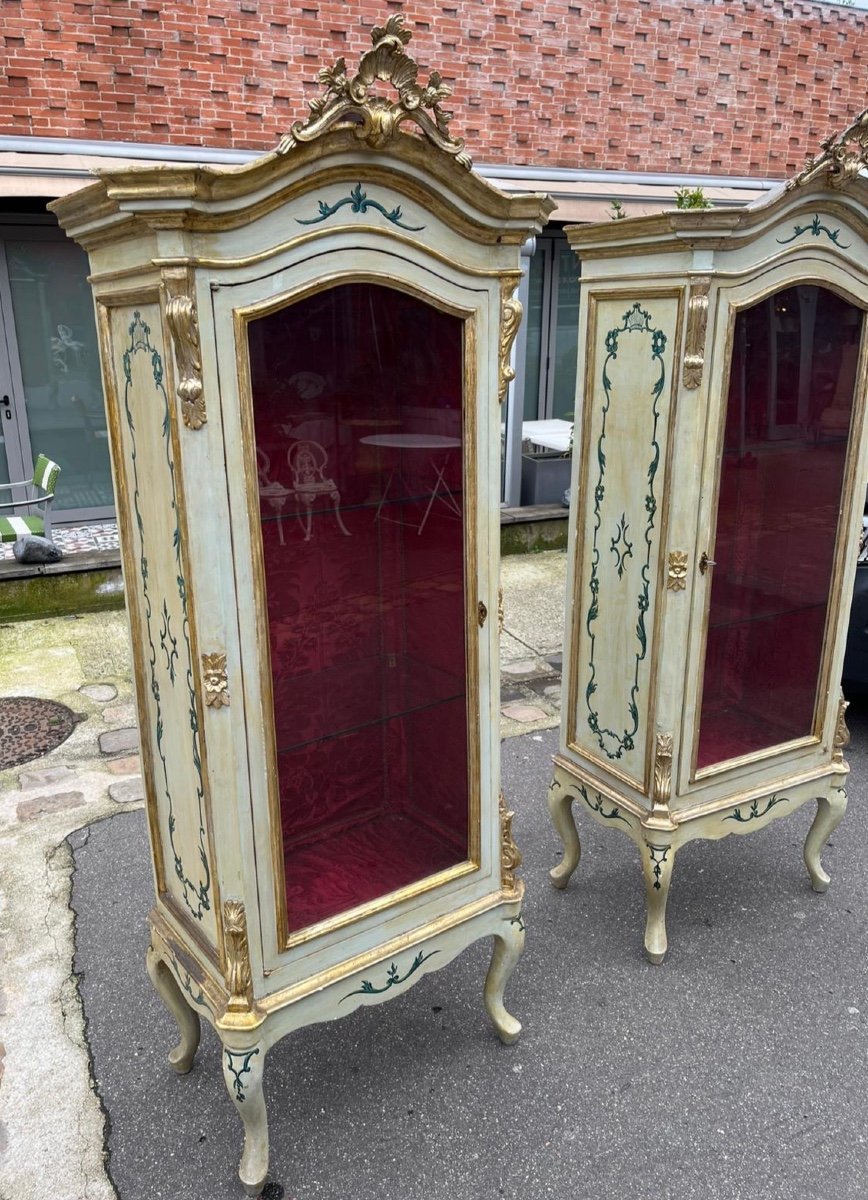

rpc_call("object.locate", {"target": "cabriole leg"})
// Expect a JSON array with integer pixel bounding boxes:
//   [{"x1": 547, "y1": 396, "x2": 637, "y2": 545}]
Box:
[
  {"x1": 222, "y1": 1042, "x2": 269, "y2": 1197},
  {"x1": 484, "y1": 914, "x2": 525, "y2": 1046},
  {"x1": 146, "y1": 945, "x2": 201, "y2": 1074},
  {"x1": 804, "y1": 787, "x2": 847, "y2": 894},
  {"x1": 548, "y1": 778, "x2": 581, "y2": 889},
  {"x1": 640, "y1": 838, "x2": 676, "y2": 965}
]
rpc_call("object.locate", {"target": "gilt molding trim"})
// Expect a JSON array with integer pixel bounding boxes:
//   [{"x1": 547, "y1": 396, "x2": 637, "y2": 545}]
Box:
[
  {"x1": 499, "y1": 279, "x2": 523, "y2": 405},
  {"x1": 223, "y1": 900, "x2": 253, "y2": 1013},
  {"x1": 499, "y1": 792, "x2": 522, "y2": 893},
  {"x1": 277, "y1": 14, "x2": 471, "y2": 168},
  {"x1": 786, "y1": 107, "x2": 868, "y2": 192},
  {"x1": 833, "y1": 697, "x2": 850, "y2": 765},
  {"x1": 202, "y1": 653, "x2": 230, "y2": 708},
  {"x1": 163, "y1": 270, "x2": 205, "y2": 430},
  {"x1": 682, "y1": 276, "x2": 710, "y2": 391}
]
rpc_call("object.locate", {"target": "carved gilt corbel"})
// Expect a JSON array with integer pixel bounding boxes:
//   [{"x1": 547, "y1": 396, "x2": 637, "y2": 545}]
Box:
[
  {"x1": 682, "y1": 276, "x2": 711, "y2": 391},
  {"x1": 498, "y1": 279, "x2": 523, "y2": 405},
  {"x1": 163, "y1": 268, "x2": 206, "y2": 430}
]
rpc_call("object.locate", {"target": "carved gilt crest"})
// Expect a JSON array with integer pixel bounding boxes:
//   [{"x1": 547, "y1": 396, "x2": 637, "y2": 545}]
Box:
[
  {"x1": 277, "y1": 15, "x2": 471, "y2": 168},
  {"x1": 786, "y1": 107, "x2": 868, "y2": 192}
]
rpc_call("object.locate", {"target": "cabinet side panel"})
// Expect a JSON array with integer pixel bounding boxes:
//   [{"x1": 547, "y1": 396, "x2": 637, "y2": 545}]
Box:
[
  {"x1": 106, "y1": 304, "x2": 218, "y2": 946},
  {"x1": 569, "y1": 294, "x2": 681, "y2": 788}
]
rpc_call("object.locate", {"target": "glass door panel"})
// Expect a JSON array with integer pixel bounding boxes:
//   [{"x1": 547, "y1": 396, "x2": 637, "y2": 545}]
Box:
[
  {"x1": 247, "y1": 283, "x2": 470, "y2": 934},
  {"x1": 4, "y1": 238, "x2": 113, "y2": 513},
  {"x1": 696, "y1": 285, "x2": 864, "y2": 771}
]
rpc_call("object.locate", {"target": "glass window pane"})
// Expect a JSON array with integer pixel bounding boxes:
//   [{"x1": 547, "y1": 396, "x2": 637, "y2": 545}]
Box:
[
  {"x1": 5, "y1": 239, "x2": 112, "y2": 511},
  {"x1": 248, "y1": 283, "x2": 470, "y2": 934},
  {"x1": 523, "y1": 249, "x2": 546, "y2": 421},
  {"x1": 551, "y1": 245, "x2": 579, "y2": 421},
  {"x1": 697, "y1": 285, "x2": 864, "y2": 770}
]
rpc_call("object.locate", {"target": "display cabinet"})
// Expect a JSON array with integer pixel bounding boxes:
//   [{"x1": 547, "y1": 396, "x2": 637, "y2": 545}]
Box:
[
  {"x1": 548, "y1": 111, "x2": 868, "y2": 963},
  {"x1": 51, "y1": 19, "x2": 552, "y2": 1194}
]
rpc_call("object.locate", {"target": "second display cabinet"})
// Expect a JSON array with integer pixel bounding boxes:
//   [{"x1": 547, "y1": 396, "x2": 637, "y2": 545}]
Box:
[{"x1": 548, "y1": 113, "x2": 868, "y2": 963}]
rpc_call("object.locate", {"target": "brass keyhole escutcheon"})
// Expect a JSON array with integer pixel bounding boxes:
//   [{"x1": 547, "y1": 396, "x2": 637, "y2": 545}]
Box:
[
  {"x1": 699, "y1": 552, "x2": 716, "y2": 575},
  {"x1": 478, "y1": 601, "x2": 488, "y2": 628}
]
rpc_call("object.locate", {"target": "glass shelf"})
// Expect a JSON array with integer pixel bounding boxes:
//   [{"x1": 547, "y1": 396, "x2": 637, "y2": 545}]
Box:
[{"x1": 248, "y1": 282, "x2": 471, "y2": 935}]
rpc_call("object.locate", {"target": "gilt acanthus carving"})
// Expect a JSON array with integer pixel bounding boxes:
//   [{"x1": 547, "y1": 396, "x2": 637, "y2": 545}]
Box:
[
  {"x1": 277, "y1": 15, "x2": 471, "y2": 168},
  {"x1": 833, "y1": 697, "x2": 850, "y2": 765},
  {"x1": 223, "y1": 900, "x2": 253, "y2": 1012},
  {"x1": 499, "y1": 792, "x2": 522, "y2": 893},
  {"x1": 652, "y1": 733, "x2": 674, "y2": 813},
  {"x1": 786, "y1": 107, "x2": 868, "y2": 192},
  {"x1": 499, "y1": 281, "x2": 523, "y2": 405},
  {"x1": 164, "y1": 275, "x2": 205, "y2": 430},
  {"x1": 682, "y1": 277, "x2": 711, "y2": 391}
]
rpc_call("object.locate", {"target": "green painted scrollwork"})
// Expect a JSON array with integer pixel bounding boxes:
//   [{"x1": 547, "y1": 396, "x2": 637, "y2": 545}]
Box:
[
  {"x1": 579, "y1": 783, "x2": 629, "y2": 824},
  {"x1": 585, "y1": 302, "x2": 668, "y2": 760},
  {"x1": 723, "y1": 794, "x2": 788, "y2": 824},
  {"x1": 776, "y1": 215, "x2": 850, "y2": 248},
  {"x1": 341, "y1": 950, "x2": 439, "y2": 1001},
  {"x1": 225, "y1": 1048, "x2": 260, "y2": 1103},
  {"x1": 122, "y1": 311, "x2": 211, "y2": 922},
  {"x1": 609, "y1": 512, "x2": 634, "y2": 579},
  {"x1": 648, "y1": 843, "x2": 670, "y2": 890},
  {"x1": 296, "y1": 182, "x2": 425, "y2": 231}
]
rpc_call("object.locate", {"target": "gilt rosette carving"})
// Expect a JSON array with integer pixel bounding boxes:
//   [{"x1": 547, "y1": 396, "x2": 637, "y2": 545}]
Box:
[
  {"x1": 499, "y1": 791, "x2": 522, "y2": 893},
  {"x1": 786, "y1": 107, "x2": 868, "y2": 192},
  {"x1": 682, "y1": 277, "x2": 710, "y2": 391},
  {"x1": 164, "y1": 280, "x2": 205, "y2": 430},
  {"x1": 223, "y1": 900, "x2": 253, "y2": 1012},
  {"x1": 833, "y1": 697, "x2": 850, "y2": 765},
  {"x1": 499, "y1": 282, "x2": 523, "y2": 405},
  {"x1": 667, "y1": 551, "x2": 688, "y2": 591},
  {"x1": 277, "y1": 15, "x2": 471, "y2": 168},
  {"x1": 202, "y1": 653, "x2": 230, "y2": 708}
]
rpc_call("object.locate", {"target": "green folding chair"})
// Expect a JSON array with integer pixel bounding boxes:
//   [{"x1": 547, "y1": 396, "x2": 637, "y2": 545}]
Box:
[{"x1": 0, "y1": 454, "x2": 62, "y2": 543}]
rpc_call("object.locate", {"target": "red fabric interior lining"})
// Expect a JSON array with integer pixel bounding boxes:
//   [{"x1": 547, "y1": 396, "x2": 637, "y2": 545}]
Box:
[{"x1": 248, "y1": 283, "x2": 470, "y2": 933}]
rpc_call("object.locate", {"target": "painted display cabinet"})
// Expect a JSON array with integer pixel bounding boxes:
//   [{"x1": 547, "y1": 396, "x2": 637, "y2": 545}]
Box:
[
  {"x1": 548, "y1": 112, "x2": 868, "y2": 963},
  {"x1": 51, "y1": 19, "x2": 552, "y2": 1195}
]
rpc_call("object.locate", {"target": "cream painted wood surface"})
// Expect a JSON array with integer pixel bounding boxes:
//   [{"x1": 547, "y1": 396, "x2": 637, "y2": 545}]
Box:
[
  {"x1": 51, "y1": 42, "x2": 553, "y2": 1188},
  {"x1": 553, "y1": 143, "x2": 868, "y2": 964}
]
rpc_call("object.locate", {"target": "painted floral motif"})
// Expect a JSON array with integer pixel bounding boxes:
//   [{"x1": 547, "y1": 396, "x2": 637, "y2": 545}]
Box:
[
  {"x1": 585, "y1": 302, "x2": 668, "y2": 761},
  {"x1": 296, "y1": 182, "x2": 425, "y2": 231},
  {"x1": 341, "y1": 950, "x2": 439, "y2": 1001},
  {"x1": 121, "y1": 311, "x2": 211, "y2": 921}
]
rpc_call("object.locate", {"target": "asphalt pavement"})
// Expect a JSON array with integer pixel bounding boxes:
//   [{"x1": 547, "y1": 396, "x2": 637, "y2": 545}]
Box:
[{"x1": 70, "y1": 713, "x2": 868, "y2": 1200}]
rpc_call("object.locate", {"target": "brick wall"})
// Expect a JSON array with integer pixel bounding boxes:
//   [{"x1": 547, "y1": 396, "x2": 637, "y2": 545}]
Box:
[{"x1": 0, "y1": 0, "x2": 865, "y2": 178}]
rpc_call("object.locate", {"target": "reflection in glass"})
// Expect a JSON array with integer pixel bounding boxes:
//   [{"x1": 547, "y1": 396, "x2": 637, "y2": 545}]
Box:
[
  {"x1": 697, "y1": 286, "x2": 864, "y2": 770},
  {"x1": 248, "y1": 283, "x2": 469, "y2": 933},
  {"x1": 5, "y1": 240, "x2": 112, "y2": 512}
]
